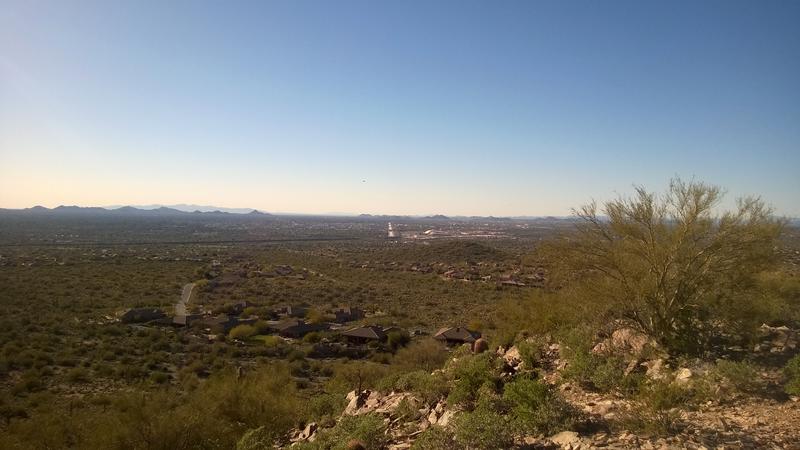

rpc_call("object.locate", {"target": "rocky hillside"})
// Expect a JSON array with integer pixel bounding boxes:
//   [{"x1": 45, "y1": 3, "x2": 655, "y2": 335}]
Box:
[{"x1": 275, "y1": 326, "x2": 800, "y2": 450}]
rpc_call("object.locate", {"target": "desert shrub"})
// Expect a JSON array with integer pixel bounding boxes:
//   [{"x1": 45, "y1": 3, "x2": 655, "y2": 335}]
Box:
[
  {"x1": 453, "y1": 406, "x2": 513, "y2": 450},
  {"x1": 254, "y1": 335, "x2": 283, "y2": 347},
  {"x1": 377, "y1": 370, "x2": 448, "y2": 404},
  {"x1": 303, "y1": 332, "x2": 322, "y2": 344},
  {"x1": 621, "y1": 380, "x2": 706, "y2": 435},
  {"x1": 307, "y1": 391, "x2": 346, "y2": 422},
  {"x1": 546, "y1": 179, "x2": 784, "y2": 355},
  {"x1": 562, "y1": 342, "x2": 642, "y2": 395},
  {"x1": 713, "y1": 360, "x2": 761, "y2": 394},
  {"x1": 66, "y1": 367, "x2": 91, "y2": 383},
  {"x1": 516, "y1": 339, "x2": 545, "y2": 370},
  {"x1": 236, "y1": 426, "x2": 274, "y2": 450},
  {"x1": 229, "y1": 325, "x2": 256, "y2": 340},
  {"x1": 297, "y1": 414, "x2": 388, "y2": 450},
  {"x1": 503, "y1": 378, "x2": 580, "y2": 435},
  {"x1": 326, "y1": 361, "x2": 391, "y2": 394},
  {"x1": 784, "y1": 355, "x2": 800, "y2": 396},
  {"x1": 387, "y1": 330, "x2": 411, "y2": 350},
  {"x1": 446, "y1": 354, "x2": 498, "y2": 409},
  {"x1": 410, "y1": 426, "x2": 454, "y2": 450},
  {"x1": 394, "y1": 397, "x2": 420, "y2": 422},
  {"x1": 253, "y1": 320, "x2": 271, "y2": 334},
  {"x1": 392, "y1": 339, "x2": 448, "y2": 373}
]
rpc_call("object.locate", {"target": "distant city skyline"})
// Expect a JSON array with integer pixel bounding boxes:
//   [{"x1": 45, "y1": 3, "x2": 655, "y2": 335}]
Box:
[{"x1": 2, "y1": 1, "x2": 799, "y2": 216}]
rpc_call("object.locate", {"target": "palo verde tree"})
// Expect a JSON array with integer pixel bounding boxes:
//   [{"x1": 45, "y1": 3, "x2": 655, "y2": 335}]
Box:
[{"x1": 550, "y1": 179, "x2": 784, "y2": 354}]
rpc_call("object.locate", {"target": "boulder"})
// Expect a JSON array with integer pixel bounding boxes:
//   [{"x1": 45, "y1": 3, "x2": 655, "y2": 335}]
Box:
[
  {"x1": 298, "y1": 422, "x2": 317, "y2": 441},
  {"x1": 592, "y1": 328, "x2": 651, "y2": 356},
  {"x1": 473, "y1": 338, "x2": 489, "y2": 354},
  {"x1": 437, "y1": 410, "x2": 456, "y2": 427},
  {"x1": 549, "y1": 431, "x2": 580, "y2": 448},
  {"x1": 675, "y1": 368, "x2": 693, "y2": 383},
  {"x1": 642, "y1": 358, "x2": 668, "y2": 380}
]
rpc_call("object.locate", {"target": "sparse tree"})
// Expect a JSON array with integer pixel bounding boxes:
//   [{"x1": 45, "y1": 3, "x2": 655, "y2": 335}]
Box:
[{"x1": 550, "y1": 179, "x2": 784, "y2": 353}]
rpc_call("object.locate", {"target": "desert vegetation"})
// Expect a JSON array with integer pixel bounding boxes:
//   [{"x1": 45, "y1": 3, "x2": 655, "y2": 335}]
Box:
[{"x1": 0, "y1": 180, "x2": 798, "y2": 449}]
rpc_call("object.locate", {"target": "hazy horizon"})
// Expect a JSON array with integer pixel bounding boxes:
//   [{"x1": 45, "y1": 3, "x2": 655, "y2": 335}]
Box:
[{"x1": 2, "y1": 0, "x2": 799, "y2": 216}]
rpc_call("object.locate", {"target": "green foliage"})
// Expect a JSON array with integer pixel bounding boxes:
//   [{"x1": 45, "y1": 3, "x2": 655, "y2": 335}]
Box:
[
  {"x1": 453, "y1": 406, "x2": 514, "y2": 450},
  {"x1": 228, "y1": 324, "x2": 256, "y2": 340},
  {"x1": 0, "y1": 364, "x2": 305, "y2": 450},
  {"x1": 561, "y1": 333, "x2": 643, "y2": 395},
  {"x1": 387, "y1": 330, "x2": 411, "y2": 350},
  {"x1": 502, "y1": 378, "x2": 580, "y2": 435},
  {"x1": 621, "y1": 379, "x2": 709, "y2": 435},
  {"x1": 784, "y1": 355, "x2": 800, "y2": 396},
  {"x1": 446, "y1": 354, "x2": 498, "y2": 409},
  {"x1": 548, "y1": 179, "x2": 784, "y2": 354},
  {"x1": 392, "y1": 339, "x2": 448, "y2": 373},
  {"x1": 410, "y1": 426, "x2": 454, "y2": 450},
  {"x1": 713, "y1": 360, "x2": 761, "y2": 394},
  {"x1": 236, "y1": 426, "x2": 276, "y2": 450},
  {"x1": 377, "y1": 370, "x2": 449, "y2": 404},
  {"x1": 297, "y1": 414, "x2": 388, "y2": 450}
]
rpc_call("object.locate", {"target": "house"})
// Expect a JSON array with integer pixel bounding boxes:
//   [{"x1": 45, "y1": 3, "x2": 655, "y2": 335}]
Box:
[
  {"x1": 280, "y1": 305, "x2": 308, "y2": 318},
  {"x1": 274, "y1": 319, "x2": 328, "y2": 338},
  {"x1": 340, "y1": 325, "x2": 386, "y2": 344},
  {"x1": 199, "y1": 315, "x2": 256, "y2": 333},
  {"x1": 120, "y1": 308, "x2": 166, "y2": 324},
  {"x1": 434, "y1": 327, "x2": 481, "y2": 345},
  {"x1": 172, "y1": 314, "x2": 203, "y2": 327},
  {"x1": 381, "y1": 326, "x2": 404, "y2": 336},
  {"x1": 333, "y1": 306, "x2": 364, "y2": 323},
  {"x1": 228, "y1": 300, "x2": 253, "y2": 315}
]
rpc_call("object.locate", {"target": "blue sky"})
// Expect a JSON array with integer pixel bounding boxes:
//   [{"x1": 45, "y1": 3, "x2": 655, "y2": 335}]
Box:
[{"x1": 1, "y1": 0, "x2": 798, "y2": 216}]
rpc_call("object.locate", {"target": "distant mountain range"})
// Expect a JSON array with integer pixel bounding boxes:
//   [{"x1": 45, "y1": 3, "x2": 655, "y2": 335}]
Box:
[
  {"x1": 0, "y1": 205, "x2": 270, "y2": 217},
  {"x1": 1, "y1": 206, "x2": 796, "y2": 224},
  {"x1": 104, "y1": 204, "x2": 262, "y2": 214}
]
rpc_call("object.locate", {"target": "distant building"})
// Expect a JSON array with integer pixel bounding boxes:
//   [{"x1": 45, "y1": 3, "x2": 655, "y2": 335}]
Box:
[
  {"x1": 199, "y1": 314, "x2": 256, "y2": 333},
  {"x1": 274, "y1": 319, "x2": 328, "y2": 338},
  {"x1": 120, "y1": 308, "x2": 166, "y2": 324},
  {"x1": 434, "y1": 327, "x2": 481, "y2": 345},
  {"x1": 340, "y1": 325, "x2": 387, "y2": 344},
  {"x1": 172, "y1": 314, "x2": 203, "y2": 327},
  {"x1": 284, "y1": 305, "x2": 308, "y2": 318},
  {"x1": 333, "y1": 306, "x2": 364, "y2": 323}
]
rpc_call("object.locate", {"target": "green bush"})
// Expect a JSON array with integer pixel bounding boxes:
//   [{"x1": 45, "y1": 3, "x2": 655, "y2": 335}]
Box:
[
  {"x1": 453, "y1": 407, "x2": 513, "y2": 450},
  {"x1": 713, "y1": 360, "x2": 760, "y2": 393},
  {"x1": 784, "y1": 355, "x2": 800, "y2": 396},
  {"x1": 237, "y1": 426, "x2": 277, "y2": 450},
  {"x1": 297, "y1": 414, "x2": 388, "y2": 450},
  {"x1": 392, "y1": 339, "x2": 448, "y2": 373},
  {"x1": 410, "y1": 426, "x2": 455, "y2": 450},
  {"x1": 229, "y1": 325, "x2": 256, "y2": 340},
  {"x1": 446, "y1": 354, "x2": 498, "y2": 409},
  {"x1": 66, "y1": 367, "x2": 90, "y2": 383},
  {"x1": 621, "y1": 380, "x2": 706, "y2": 435},
  {"x1": 503, "y1": 378, "x2": 579, "y2": 435},
  {"x1": 377, "y1": 370, "x2": 449, "y2": 404}
]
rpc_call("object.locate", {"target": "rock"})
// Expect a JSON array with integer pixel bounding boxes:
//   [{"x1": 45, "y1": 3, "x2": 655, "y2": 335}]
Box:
[
  {"x1": 298, "y1": 422, "x2": 317, "y2": 441},
  {"x1": 503, "y1": 346, "x2": 522, "y2": 365},
  {"x1": 344, "y1": 390, "x2": 371, "y2": 415},
  {"x1": 427, "y1": 409, "x2": 439, "y2": 425},
  {"x1": 550, "y1": 431, "x2": 580, "y2": 448},
  {"x1": 592, "y1": 328, "x2": 651, "y2": 356},
  {"x1": 437, "y1": 410, "x2": 456, "y2": 427},
  {"x1": 473, "y1": 338, "x2": 489, "y2": 354},
  {"x1": 643, "y1": 358, "x2": 668, "y2": 380},
  {"x1": 346, "y1": 439, "x2": 366, "y2": 450},
  {"x1": 675, "y1": 368, "x2": 693, "y2": 383}
]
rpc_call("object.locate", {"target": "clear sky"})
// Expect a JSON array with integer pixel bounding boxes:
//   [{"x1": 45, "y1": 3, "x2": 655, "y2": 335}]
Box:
[{"x1": 1, "y1": 0, "x2": 798, "y2": 216}]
